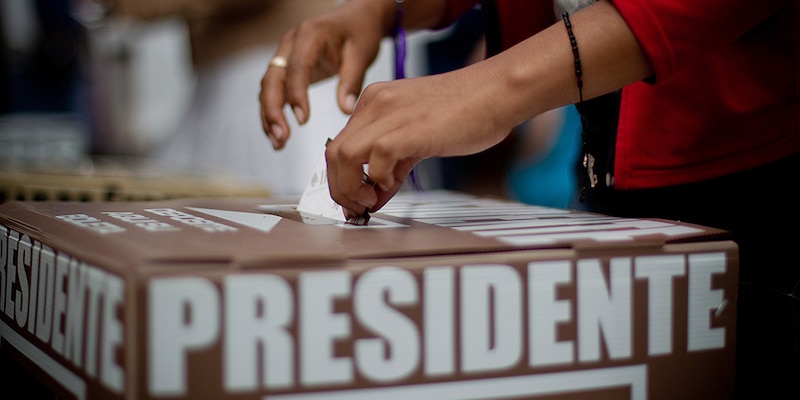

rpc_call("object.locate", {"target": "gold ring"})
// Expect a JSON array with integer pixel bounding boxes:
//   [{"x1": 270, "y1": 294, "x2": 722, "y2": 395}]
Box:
[{"x1": 269, "y1": 56, "x2": 288, "y2": 69}]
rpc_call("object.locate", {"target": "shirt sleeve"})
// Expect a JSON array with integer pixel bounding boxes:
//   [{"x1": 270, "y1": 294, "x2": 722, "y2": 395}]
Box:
[{"x1": 610, "y1": 0, "x2": 790, "y2": 80}]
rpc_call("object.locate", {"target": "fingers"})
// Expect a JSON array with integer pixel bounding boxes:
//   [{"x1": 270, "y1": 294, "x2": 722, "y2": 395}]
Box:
[
  {"x1": 325, "y1": 138, "x2": 379, "y2": 218},
  {"x1": 260, "y1": 33, "x2": 296, "y2": 150},
  {"x1": 325, "y1": 129, "x2": 419, "y2": 218},
  {"x1": 367, "y1": 135, "x2": 410, "y2": 191},
  {"x1": 260, "y1": 68, "x2": 290, "y2": 149},
  {"x1": 283, "y1": 22, "x2": 318, "y2": 126},
  {"x1": 260, "y1": 25, "x2": 328, "y2": 150},
  {"x1": 371, "y1": 158, "x2": 417, "y2": 211},
  {"x1": 337, "y1": 43, "x2": 373, "y2": 114},
  {"x1": 259, "y1": 5, "x2": 383, "y2": 150}
]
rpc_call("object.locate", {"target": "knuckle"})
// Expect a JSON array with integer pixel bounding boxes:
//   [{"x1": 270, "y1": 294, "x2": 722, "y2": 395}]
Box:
[
  {"x1": 364, "y1": 82, "x2": 394, "y2": 103},
  {"x1": 337, "y1": 145, "x2": 360, "y2": 164},
  {"x1": 264, "y1": 107, "x2": 282, "y2": 122},
  {"x1": 294, "y1": 20, "x2": 319, "y2": 36},
  {"x1": 324, "y1": 144, "x2": 337, "y2": 162},
  {"x1": 371, "y1": 137, "x2": 395, "y2": 159}
]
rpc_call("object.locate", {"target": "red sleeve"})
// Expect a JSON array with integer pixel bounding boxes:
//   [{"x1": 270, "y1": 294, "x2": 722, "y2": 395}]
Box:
[
  {"x1": 493, "y1": 0, "x2": 556, "y2": 50},
  {"x1": 610, "y1": 0, "x2": 790, "y2": 80}
]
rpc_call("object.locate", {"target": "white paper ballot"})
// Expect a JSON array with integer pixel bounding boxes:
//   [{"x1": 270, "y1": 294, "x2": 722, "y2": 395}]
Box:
[{"x1": 296, "y1": 146, "x2": 348, "y2": 222}]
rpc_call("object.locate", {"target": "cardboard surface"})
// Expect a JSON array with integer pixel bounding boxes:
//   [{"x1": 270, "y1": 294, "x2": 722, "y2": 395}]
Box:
[{"x1": 0, "y1": 190, "x2": 738, "y2": 399}]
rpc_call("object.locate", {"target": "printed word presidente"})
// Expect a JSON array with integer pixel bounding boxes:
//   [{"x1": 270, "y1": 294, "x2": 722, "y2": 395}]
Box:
[
  {"x1": 149, "y1": 254, "x2": 729, "y2": 396},
  {"x1": 0, "y1": 224, "x2": 124, "y2": 394}
]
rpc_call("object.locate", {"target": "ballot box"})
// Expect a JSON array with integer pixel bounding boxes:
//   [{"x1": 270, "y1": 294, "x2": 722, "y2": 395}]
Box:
[{"x1": 0, "y1": 190, "x2": 738, "y2": 400}]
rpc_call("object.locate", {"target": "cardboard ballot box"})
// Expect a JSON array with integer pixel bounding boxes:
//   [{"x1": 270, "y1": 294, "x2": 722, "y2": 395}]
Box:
[{"x1": 0, "y1": 191, "x2": 738, "y2": 400}]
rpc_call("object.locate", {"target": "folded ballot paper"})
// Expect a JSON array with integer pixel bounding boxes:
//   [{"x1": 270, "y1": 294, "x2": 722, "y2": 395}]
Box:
[
  {"x1": 296, "y1": 145, "x2": 347, "y2": 222},
  {"x1": 297, "y1": 143, "x2": 374, "y2": 225}
]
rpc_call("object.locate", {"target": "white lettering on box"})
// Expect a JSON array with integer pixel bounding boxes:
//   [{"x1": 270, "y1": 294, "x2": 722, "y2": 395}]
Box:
[
  {"x1": 577, "y1": 258, "x2": 632, "y2": 362},
  {"x1": 135, "y1": 250, "x2": 732, "y2": 398},
  {"x1": 56, "y1": 214, "x2": 125, "y2": 234},
  {"x1": 149, "y1": 277, "x2": 220, "y2": 396},
  {"x1": 529, "y1": 260, "x2": 574, "y2": 367},
  {"x1": 101, "y1": 274, "x2": 124, "y2": 392},
  {"x1": 3, "y1": 229, "x2": 18, "y2": 318},
  {"x1": 26, "y1": 241, "x2": 40, "y2": 334},
  {"x1": 354, "y1": 267, "x2": 419, "y2": 382},
  {"x1": 15, "y1": 233, "x2": 31, "y2": 327},
  {"x1": 423, "y1": 266, "x2": 455, "y2": 377},
  {"x1": 51, "y1": 253, "x2": 71, "y2": 356},
  {"x1": 461, "y1": 265, "x2": 522, "y2": 373},
  {"x1": 144, "y1": 208, "x2": 237, "y2": 233},
  {"x1": 83, "y1": 266, "x2": 106, "y2": 377},
  {"x1": 102, "y1": 212, "x2": 179, "y2": 232},
  {"x1": 0, "y1": 225, "x2": 125, "y2": 395},
  {"x1": 35, "y1": 244, "x2": 56, "y2": 343},
  {"x1": 687, "y1": 252, "x2": 726, "y2": 351},
  {"x1": 64, "y1": 261, "x2": 87, "y2": 367},
  {"x1": 299, "y1": 270, "x2": 352, "y2": 386},
  {"x1": 224, "y1": 275, "x2": 294, "y2": 391},
  {"x1": 635, "y1": 255, "x2": 685, "y2": 355}
]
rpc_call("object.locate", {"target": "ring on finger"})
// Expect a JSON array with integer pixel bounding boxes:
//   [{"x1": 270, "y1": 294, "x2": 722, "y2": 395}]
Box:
[{"x1": 269, "y1": 56, "x2": 288, "y2": 69}]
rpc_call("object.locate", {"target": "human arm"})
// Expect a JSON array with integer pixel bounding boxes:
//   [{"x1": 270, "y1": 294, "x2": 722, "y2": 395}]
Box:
[{"x1": 324, "y1": 0, "x2": 653, "y2": 218}]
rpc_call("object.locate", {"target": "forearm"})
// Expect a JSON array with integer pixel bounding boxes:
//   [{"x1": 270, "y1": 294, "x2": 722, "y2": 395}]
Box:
[{"x1": 476, "y1": 0, "x2": 652, "y2": 127}]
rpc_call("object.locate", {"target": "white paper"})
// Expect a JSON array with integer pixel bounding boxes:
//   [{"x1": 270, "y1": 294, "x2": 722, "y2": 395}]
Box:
[{"x1": 296, "y1": 146, "x2": 347, "y2": 222}]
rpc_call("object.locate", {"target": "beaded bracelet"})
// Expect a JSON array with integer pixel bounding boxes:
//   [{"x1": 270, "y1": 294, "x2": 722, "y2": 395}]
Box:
[{"x1": 561, "y1": 11, "x2": 596, "y2": 202}]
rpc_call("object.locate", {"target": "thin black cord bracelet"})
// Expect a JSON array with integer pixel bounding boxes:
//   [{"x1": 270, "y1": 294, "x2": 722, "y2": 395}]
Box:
[
  {"x1": 562, "y1": 11, "x2": 596, "y2": 202},
  {"x1": 562, "y1": 12, "x2": 584, "y2": 102}
]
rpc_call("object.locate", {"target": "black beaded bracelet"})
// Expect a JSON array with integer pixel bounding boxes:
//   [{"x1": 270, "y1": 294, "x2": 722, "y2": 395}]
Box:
[
  {"x1": 562, "y1": 11, "x2": 596, "y2": 202},
  {"x1": 562, "y1": 12, "x2": 584, "y2": 103}
]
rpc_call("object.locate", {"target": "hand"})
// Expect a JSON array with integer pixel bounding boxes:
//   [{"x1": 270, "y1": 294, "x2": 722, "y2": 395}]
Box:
[
  {"x1": 259, "y1": 1, "x2": 389, "y2": 150},
  {"x1": 325, "y1": 63, "x2": 519, "y2": 217}
]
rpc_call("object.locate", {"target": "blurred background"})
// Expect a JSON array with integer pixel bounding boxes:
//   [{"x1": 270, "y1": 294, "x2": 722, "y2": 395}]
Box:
[{"x1": 0, "y1": 0, "x2": 580, "y2": 208}]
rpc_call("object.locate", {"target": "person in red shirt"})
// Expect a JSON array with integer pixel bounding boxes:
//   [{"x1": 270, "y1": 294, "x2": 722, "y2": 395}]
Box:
[{"x1": 259, "y1": 1, "x2": 798, "y2": 397}]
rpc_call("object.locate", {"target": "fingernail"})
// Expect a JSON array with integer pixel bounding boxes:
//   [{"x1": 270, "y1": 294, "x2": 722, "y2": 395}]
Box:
[
  {"x1": 344, "y1": 94, "x2": 357, "y2": 113},
  {"x1": 268, "y1": 135, "x2": 280, "y2": 149},
  {"x1": 293, "y1": 106, "x2": 306, "y2": 124},
  {"x1": 271, "y1": 124, "x2": 284, "y2": 141}
]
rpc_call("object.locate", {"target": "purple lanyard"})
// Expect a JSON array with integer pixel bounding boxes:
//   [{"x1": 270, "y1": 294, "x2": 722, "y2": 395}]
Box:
[
  {"x1": 393, "y1": 2, "x2": 407, "y2": 80},
  {"x1": 393, "y1": 0, "x2": 423, "y2": 191}
]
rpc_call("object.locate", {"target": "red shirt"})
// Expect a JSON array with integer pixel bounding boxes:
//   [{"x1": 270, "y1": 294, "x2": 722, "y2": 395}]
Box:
[{"x1": 439, "y1": 0, "x2": 800, "y2": 189}]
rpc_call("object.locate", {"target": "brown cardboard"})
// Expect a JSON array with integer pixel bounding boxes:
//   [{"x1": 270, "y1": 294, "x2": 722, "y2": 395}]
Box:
[{"x1": 0, "y1": 190, "x2": 738, "y2": 399}]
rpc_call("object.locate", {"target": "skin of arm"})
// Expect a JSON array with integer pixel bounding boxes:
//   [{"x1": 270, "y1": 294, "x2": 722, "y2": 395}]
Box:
[{"x1": 323, "y1": 0, "x2": 652, "y2": 217}]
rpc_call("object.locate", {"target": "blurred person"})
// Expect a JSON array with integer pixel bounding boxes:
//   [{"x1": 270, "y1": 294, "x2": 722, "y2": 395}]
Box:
[
  {"x1": 259, "y1": 0, "x2": 800, "y2": 397},
  {"x1": 109, "y1": 0, "x2": 392, "y2": 195},
  {"x1": 506, "y1": 105, "x2": 581, "y2": 209}
]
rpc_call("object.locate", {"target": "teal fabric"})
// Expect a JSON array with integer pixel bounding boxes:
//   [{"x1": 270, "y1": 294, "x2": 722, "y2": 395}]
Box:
[{"x1": 506, "y1": 105, "x2": 581, "y2": 209}]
